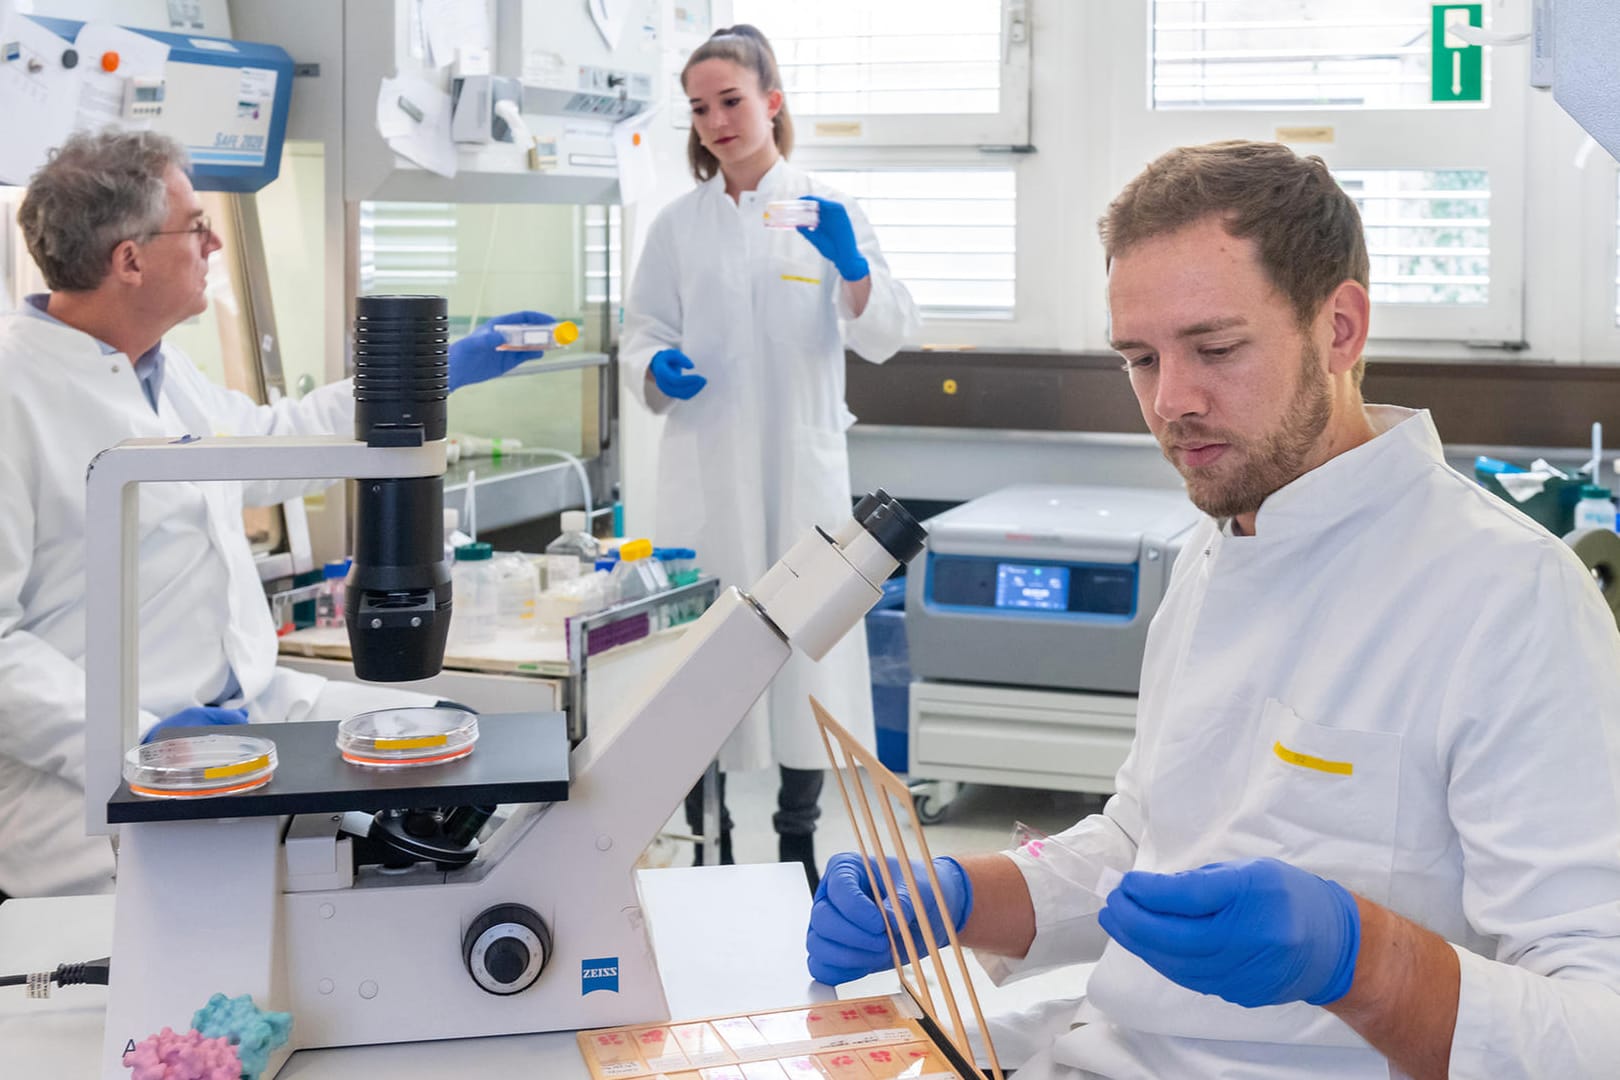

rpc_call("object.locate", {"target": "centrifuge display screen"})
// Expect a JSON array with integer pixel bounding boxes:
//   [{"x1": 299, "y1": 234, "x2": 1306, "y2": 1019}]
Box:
[{"x1": 995, "y1": 563, "x2": 1070, "y2": 611}]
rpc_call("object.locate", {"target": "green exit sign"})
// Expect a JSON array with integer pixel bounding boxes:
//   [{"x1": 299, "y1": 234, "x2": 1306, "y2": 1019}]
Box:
[{"x1": 1432, "y1": 3, "x2": 1484, "y2": 103}]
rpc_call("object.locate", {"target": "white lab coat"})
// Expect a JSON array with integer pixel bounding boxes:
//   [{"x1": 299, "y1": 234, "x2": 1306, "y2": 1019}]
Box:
[
  {"x1": 0, "y1": 311, "x2": 356, "y2": 897},
  {"x1": 981, "y1": 407, "x2": 1620, "y2": 1079},
  {"x1": 621, "y1": 159, "x2": 920, "y2": 771}
]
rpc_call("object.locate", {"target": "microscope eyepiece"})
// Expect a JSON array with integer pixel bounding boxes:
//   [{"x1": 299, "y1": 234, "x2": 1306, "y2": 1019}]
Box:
[
  {"x1": 853, "y1": 490, "x2": 926, "y2": 563},
  {"x1": 353, "y1": 294, "x2": 450, "y2": 445},
  {"x1": 347, "y1": 295, "x2": 452, "y2": 682}
]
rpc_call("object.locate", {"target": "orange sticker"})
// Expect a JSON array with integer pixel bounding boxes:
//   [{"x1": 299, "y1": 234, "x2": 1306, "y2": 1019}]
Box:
[{"x1": 632, "y1": 132, "x2": 643, "y2": 146}]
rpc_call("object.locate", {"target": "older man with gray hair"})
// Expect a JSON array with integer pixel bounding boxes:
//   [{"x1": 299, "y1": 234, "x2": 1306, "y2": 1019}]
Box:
[{"x1": 0, "y1": 131, "x2": 545, "y2": 899}]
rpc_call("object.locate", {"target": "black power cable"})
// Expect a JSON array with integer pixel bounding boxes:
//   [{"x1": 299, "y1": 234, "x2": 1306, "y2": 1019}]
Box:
[{"x1": 0, "y1": 956, "x2": 110, "y2": 997}]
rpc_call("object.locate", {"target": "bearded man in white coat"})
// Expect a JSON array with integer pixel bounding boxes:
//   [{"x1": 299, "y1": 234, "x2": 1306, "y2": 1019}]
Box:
[
  {"x1": 0, "y1": 131, "x2": 548, "y2": 900},
  {"x1": 806, "y1": 140, "x2": 1620, "y2": 1080}
]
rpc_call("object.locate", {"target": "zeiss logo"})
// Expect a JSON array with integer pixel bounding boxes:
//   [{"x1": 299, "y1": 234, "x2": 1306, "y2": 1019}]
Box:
[{"x1": 581, "y1": 957, "x2": 619, "y2": 995}]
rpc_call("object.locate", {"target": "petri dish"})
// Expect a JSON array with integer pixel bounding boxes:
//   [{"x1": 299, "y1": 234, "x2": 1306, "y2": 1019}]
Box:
[
  {"x1": 763, "y1": 199, "x2": 818, "y2": 229},
  {"x1": 124, "y1": 734, "x2": 278, "y2": 798},
  {"x1": 337, "y1": 707, "x2": 479, "y2": 768}
]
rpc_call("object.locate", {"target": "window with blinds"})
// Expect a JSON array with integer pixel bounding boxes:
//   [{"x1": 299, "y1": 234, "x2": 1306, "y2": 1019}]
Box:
[
  {"x1": 1338, "y1": 168, "x2": 1490, "y2": 306},
  {"x1": 726, "y1": 0, "x2": 1028, "y2": 146},
  {"x1": 732, "y1": 0, "x2": 1003, "y2": 115},
  {"x1": 809, "y1": 168, "x2": 1016, "y2": 319},
  {"x1": 357, "y1": 201, "x2": 458, "y2": 295},
  {"x1": 1614, "y1": 176, "x2": 1619, "y2": 327},
  {"x1": 1152, "y1": 0, "x2": 1488, "y2": 110},
  {"x1": 583, "y1": 204, "x2": 621, "y2": 307}
]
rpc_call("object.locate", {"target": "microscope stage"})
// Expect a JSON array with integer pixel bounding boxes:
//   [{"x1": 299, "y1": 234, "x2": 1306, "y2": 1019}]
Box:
[{"x1": 106, "y1": 711, "x2": 570, "y2": 823}]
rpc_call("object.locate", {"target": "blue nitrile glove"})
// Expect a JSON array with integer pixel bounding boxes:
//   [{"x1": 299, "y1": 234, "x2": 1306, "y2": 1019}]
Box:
[
  {"x1": 142, "y1": 706, "x2": 250, "y2": 744},
  {"x1": 447, "y1": 310, "x2": 554, "y2": 392},
  {"x1": 649, "y1": 348, "x2": 707, "y2": 400},
  {"x1": 806, "y1": 852, "x2": 974, "y2": 985},
  {"x1": 1098, "y1": 857, "x2": 1361, "y2": 1008},
  {"x1": 796, "y1": 196, "x2": 869, "y2": 282}
]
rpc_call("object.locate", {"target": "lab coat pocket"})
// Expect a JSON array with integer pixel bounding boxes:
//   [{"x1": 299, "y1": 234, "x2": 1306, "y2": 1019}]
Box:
[
  {"x1": 763, "y1": 257, "x2": 830, "y2": 346},
  {"x1": 656, "y1": 425, "x2": 708, "y2": 539},
  {"x1": 1240, "y1": 698, "x2": 1402, "y2": 904},
  {"x1": 788, "y1": 425, "x2": 853, "y2": 530}
]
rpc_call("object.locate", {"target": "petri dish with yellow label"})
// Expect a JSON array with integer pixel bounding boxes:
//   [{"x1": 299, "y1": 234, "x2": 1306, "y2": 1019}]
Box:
[
  {"x1": 336, "y1": 707, "x2": 479, "y2": 768},
  {"x1": 124, "y1": 735, "x2": 278, "y2": 798}
]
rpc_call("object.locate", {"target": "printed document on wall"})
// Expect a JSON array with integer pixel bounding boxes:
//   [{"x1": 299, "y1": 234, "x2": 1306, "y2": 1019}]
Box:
[
  {"x1": 72, "y1": 23, "x2": 169, "y2": 132},
  {"x1": 419, "y1": 0, "x2": 491, "y2": 70},
  {"x1": 376, "y1": 73, "x2": 457, "y2": 178},
  {"x1": 588, "y1": 0, "x2": 627, "y2": 49},
  {"x1": 613, "y1": 106, "x2": 659, "y2": 205},
  {"x1": 0, "y1": 14, "x2": 83, "y2": 185}
]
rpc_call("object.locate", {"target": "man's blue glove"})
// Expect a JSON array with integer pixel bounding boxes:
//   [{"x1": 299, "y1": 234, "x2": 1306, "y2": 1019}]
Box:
[
  {"x1": 1098, "y1": 857, "x2": 1360, "y2": 1008},
  {"x1": 806, "y1": 852, "x2": 974, "y2": 985},
  {"x1": 142, "y1": 706, "x2": 250, "y2": 744},
  {"x1": 447, "y1": 310, "x2": 554, "y2": 392},
  {"x1": 796, "y1": 196, "x2": 869, "y2": 282},
  {"x1": 649, "y1": 348, "x2": 707, "y2": 400}
]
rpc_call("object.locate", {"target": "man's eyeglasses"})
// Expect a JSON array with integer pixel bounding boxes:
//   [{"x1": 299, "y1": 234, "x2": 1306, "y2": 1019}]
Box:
[{"x1": 145, "y1": 215, "x2": 213, "y2": 241}]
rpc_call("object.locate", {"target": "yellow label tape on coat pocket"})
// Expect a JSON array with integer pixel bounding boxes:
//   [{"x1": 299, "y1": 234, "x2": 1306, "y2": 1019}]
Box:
[
  {"x1": 1273, "y1": 741, "x2": 1353, "y2": 776},
  {"x1": 780, "y1": 273, "x2": 822, "y2": 285},
  {"x1": 203, "y1": 753, "x2": 272, "y2": 781}
]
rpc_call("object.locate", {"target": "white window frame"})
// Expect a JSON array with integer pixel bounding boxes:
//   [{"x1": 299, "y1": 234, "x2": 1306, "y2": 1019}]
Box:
[
  {"x1": 788, "y1": 144, "x2": 1059, "y2": 347},
  {"x1": 1101, "y1": 1, "x2": 1528, "y2": 346},
  {"x1": 730, "y1": 0, "x2": 1032, "y2": 150},
  {"x1": 805, "y1": 163, "x2": 1019, "y2": 321}
]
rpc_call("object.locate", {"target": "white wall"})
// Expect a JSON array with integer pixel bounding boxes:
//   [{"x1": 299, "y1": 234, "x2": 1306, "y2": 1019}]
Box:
[{"x1": 619, "y1": 1, "x2": 1620, "y2": 528}]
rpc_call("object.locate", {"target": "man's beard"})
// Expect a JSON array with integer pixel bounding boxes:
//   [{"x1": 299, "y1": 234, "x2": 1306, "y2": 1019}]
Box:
[{"x1": 1159, "y1": 341, "x2": 1334, "y2": 520}]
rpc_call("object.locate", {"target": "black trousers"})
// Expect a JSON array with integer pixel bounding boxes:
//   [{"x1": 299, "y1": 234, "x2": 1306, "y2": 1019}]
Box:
[{"x1": 684, "y1": 765, "x2": 824, "y2": 843}]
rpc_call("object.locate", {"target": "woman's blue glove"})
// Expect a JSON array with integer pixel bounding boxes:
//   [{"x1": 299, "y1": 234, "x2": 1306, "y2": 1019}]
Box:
[
  {"x1": 649, "y1": 348, "x2": 707, "y2": 400},
  {"x1": 1098, "y1": 857, "x2": 1361, "y2": 1008},
  {"x1": 796, "y1": 196, "x2": 869, "y2": 282},
  {"x1": 805, "y1": 852, "x2": 974, "y2": 985},
  {"x1": 447, "y1": 310, "x2": 554, "y2": 392},
  {"x1": 142, "y1": 706, "x2": 250, "y2": 744}
]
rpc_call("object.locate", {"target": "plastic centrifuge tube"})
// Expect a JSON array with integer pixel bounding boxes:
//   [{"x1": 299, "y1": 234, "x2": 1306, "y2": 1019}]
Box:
[
  {"x1": 494, "y1": 319, "x2": 579, "y2": 351},
  {"x1": 763, "y1": 199, "x2": 819, "y2": 230}
]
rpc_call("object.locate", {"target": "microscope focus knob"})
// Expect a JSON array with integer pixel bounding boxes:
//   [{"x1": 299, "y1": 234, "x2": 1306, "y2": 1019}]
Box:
[{"x1": 463, "y1": 904, "x2": 550, "y2": 995}]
